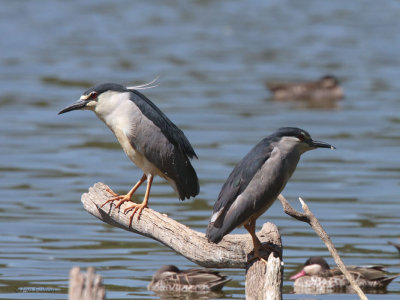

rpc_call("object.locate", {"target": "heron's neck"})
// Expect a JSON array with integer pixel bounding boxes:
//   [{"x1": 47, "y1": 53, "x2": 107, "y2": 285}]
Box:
[{"x1": 95, "y1": 91, "x2": 134, "y2": 136}]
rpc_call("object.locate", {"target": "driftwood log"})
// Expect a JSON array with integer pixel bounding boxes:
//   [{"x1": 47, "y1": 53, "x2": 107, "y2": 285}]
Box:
[{"x1": 81, "y1": 182, "x2": 283, "y2": 299}]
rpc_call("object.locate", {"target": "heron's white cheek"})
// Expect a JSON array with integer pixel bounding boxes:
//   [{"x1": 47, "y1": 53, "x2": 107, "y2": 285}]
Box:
[{"x1": 81, "y1": 100, "x2": 97, "y2": 111}]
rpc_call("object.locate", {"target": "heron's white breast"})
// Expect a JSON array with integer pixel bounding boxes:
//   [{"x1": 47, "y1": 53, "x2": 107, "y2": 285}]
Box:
[{"x1": 94, "y1": 92, "x2": 163, "y2": 177}]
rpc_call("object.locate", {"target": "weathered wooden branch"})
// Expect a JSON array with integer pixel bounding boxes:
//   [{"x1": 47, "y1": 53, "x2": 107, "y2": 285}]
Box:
[
  {"x1": 82, "y1": 182, "x2": 281, "y2": 268},
  {"x1": 81, "y1": 182, "x2": 283, "y2": 299},
  {"x1": 277, "y1": 194, "x2": 368, "y2": 300},
  {"x1": 69, "y1": 266, "x2": 105, "y2": 300}
]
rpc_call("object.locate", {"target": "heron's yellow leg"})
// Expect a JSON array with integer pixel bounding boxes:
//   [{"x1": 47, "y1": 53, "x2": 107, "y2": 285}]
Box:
[
  {"x1": 124, "y1": 174, "x2": 153, "y2": 225},
  {"x1": 101, "y1": 174, "x2": 147, "y2": 208}
]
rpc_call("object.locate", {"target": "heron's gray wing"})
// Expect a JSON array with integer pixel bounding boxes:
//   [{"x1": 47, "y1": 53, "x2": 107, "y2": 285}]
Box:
[
  {"x1": 130, "y1": 90, "x2": 197, "y2": 159},
  {"x1": 206, "y1": 138, "x2": 275, "y2": 243},
  {"x1": 212, "y1": 138, "x2": 275, "y2": 222},
  {"x1": 128, "y1": 90, "x2": 199, "y2": 199}
]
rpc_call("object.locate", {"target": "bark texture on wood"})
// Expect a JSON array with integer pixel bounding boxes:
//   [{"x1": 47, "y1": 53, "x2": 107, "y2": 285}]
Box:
[
  {"x1": 69, "y1": 266, "x2": 105, "y2": 300},
  {"x1": 81, "y1": 182, "x2": 282, "y2": 269},
  {"x1": 246, "y1": 252, "x2": 283, "y2": 300},
  {"x1": 264, "y1": 254, "x2": 283, "y2": 300}
]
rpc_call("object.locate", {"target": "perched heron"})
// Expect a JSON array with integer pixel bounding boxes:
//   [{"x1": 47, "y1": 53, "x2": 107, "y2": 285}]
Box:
[
  {"x1": 59, "y1": 83, "x2": 199, "y2": 224},
  {"x1": 206, "y1": 127, "x2": 334, "y2": 260}
]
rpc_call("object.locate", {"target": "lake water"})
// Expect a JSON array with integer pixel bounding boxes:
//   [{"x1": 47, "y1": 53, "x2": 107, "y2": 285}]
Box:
[{"x1": 1, "y1": 0, "x2": 400, "y2": 299}]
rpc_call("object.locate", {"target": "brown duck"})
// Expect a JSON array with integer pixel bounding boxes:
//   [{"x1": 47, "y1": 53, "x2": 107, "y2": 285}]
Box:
[
  {"x1": 290, "y1": 256, "x2": 400, "y2": 294},
  {"x1": 266, "y1": 75, "x2": 344, "y2": 101},
  {"x1": 147, "y1": 265, "x2": 230, "y2": 293}
]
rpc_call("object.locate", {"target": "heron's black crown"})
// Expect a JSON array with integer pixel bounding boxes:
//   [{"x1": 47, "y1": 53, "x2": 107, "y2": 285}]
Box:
[
  {"x1": 83, "y1": 83, "x2": 128, "y2": 96},
  {"x1": 271, "y1": 127, "x2": 311, "y2": 142}
]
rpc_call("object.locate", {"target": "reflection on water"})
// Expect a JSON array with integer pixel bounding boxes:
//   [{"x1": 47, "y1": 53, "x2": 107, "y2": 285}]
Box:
[{"x1": 1, "y1": 0, "x2": 400, "y2": 299}]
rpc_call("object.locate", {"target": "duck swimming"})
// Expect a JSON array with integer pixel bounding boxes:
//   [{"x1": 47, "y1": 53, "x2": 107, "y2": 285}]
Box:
[
  {"x1": 147, "y1": 265, "x2": 230, "y2": 293},
  {"x1": 290, "y1": 256, "x2": 400, "y2": 294},
  {"x1": 266, "y1": 75, "x2": 344, "y2": 102}
]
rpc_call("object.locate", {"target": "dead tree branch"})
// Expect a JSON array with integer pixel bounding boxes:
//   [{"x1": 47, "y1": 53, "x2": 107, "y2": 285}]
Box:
[{"x1": 277, "y1": 194, "x2": 367, "y2": 300}]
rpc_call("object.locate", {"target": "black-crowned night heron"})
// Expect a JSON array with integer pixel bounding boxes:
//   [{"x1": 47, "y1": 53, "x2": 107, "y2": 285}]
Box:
[
  {"x1": 59, "y1": 83, "x2": 199, "y2": 224},
  {"x1": 206, "y1": 127, "x2": 334, "y2": 260}
]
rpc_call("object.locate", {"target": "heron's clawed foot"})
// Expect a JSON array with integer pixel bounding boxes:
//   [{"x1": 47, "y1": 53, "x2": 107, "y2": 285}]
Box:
[
  {"x1": 124, "y1": 202, "x2": 147, "y2": 225},
  {"x1": 248, "y1": 247, "x2": 269, "y2": 264},
  {"x1": 248, "y1": 254, "x2": 268, "y2": 264},
  {"x1": 248, "y1": 244, "x2": 281, "y2": 264},
  {"x1": 104, "y1": 187, "x2": 119, "y2": 197},
  {"x1": 101, "y1": 188, "x2": 133, "y2": 209},
  {"x1": 260, "y1": 243, "x2": 282, "y2": 260}
]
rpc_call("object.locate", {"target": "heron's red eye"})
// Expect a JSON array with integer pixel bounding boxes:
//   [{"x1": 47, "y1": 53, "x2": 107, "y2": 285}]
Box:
[
  {"x1": 88, "y1": 92, "x2": 97, "y2": 100},
  {"x1": 298, "y1": 133, "x2": 305, "y2": 141}
]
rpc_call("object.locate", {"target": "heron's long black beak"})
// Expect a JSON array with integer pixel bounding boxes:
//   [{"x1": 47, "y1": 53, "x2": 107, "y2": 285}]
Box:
[
  {"x1": 311, "y1": 139, "x2": 336, "y2": 150},
  {"x1": 58, "y1": 100, "x2": 87, "y2": 115}
]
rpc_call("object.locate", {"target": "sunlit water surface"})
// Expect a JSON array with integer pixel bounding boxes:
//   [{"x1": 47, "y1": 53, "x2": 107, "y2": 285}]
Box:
[{"x1": 1, "y1": 0, "x2": 400, "y2": 299}]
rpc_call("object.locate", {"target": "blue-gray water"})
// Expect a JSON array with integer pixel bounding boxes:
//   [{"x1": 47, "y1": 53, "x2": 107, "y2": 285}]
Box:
[{"x1": 1, "y1": 0, "x2": 400, "y2": 299}]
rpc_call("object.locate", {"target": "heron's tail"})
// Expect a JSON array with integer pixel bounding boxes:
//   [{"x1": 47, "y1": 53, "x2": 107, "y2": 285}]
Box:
[
  {"x1": 173, "y1": 156, "x2": 199, "y2": 200},
  {"x1": 206, "y1": 222, "x2": 224, "y2": 244}
]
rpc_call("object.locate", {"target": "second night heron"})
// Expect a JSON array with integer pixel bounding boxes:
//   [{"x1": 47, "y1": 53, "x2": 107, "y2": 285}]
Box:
[
  {"x1": 206, "y1": 127, "x2": 334, "y2": 260},
  {"x1": 58, "y1": 83, "x2": 199, "y2": 224}
]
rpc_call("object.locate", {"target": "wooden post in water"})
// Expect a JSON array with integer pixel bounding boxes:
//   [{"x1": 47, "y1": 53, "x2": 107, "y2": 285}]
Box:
[{"x1": 69, "y1": 266, "x2": 106, "y2": 300}]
